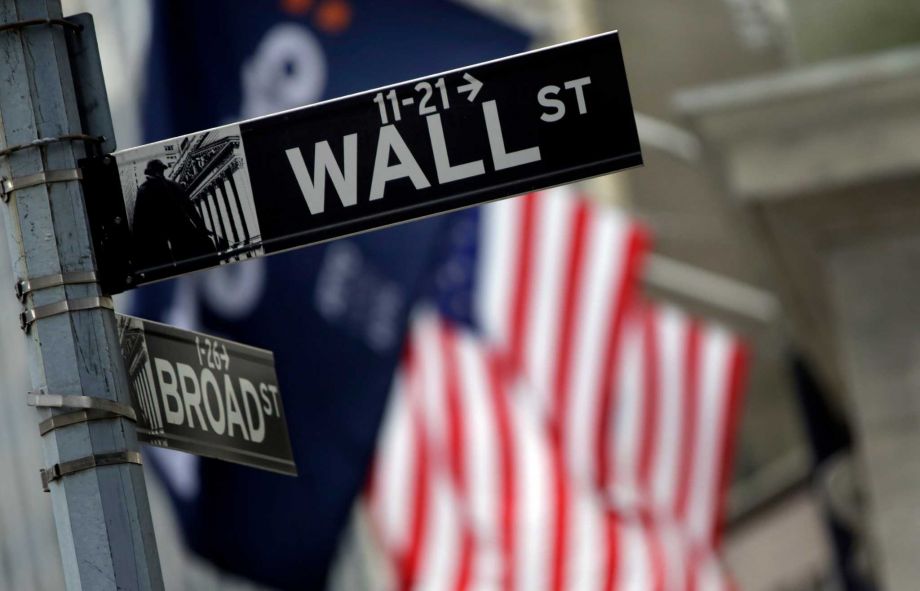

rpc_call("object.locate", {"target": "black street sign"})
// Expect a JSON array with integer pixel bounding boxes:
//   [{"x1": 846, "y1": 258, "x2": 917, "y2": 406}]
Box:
[
  {"x1": 86, "y1": 32, "x2": 641, "y2": 292},
  {"x1": 116, "y1": 314, "x2": 297, "y2": 476}
]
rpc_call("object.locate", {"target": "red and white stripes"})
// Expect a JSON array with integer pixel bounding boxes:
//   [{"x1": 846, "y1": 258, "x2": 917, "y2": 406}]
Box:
[
  {"x1": 604, "y1": 302, "x2": 748, "y2": 550},
  {"x1": 364, "y1": 189, "x2": 747, "y2": 590},
  {"x1": 366, "y1": 311, "x2": 742, "y2": 590},
  {"x1": 475, "y1": 188, "x2": 648, "y2": 492}
]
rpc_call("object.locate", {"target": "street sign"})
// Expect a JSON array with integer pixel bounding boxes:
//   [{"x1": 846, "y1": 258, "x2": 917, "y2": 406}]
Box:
[
  {"x1": 86, "y1": 31, "x2": 641, "y2": 292},
  {"x1": 116, "y1": 314, "x2": 297, "y2": 476}
]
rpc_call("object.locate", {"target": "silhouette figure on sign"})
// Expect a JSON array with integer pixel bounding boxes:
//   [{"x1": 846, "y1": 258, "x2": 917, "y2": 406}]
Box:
[{"x1": 132, "y1": 159, "x2": 219, "y2": 271}]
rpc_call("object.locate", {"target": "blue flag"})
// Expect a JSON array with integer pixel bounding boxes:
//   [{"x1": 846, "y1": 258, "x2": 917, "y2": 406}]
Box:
[{"x1": 136, "y1": 1, "x2": 529, "y2": 587}]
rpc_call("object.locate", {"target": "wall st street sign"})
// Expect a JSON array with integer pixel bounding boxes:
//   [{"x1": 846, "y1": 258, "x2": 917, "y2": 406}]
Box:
[
  {"x1": 85, "y1": 32, "x2": 641, "y2": 291},
  {"x1": 117, "y1": 315, "x2": 297, "y2": 476}
]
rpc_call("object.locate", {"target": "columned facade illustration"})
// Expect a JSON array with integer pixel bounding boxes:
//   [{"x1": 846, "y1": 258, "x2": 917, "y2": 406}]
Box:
[
  {"x1": 118, "y1": 321, "x2": 166, "y2": 443},
  {"x1": 169, "y1": 132, "x2": 260, "y2": 259}
]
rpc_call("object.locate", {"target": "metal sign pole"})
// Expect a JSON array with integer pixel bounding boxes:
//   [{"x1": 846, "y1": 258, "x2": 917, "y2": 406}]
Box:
[{"x1": 0, "y1": 1, "x2": 162, "y2": 589}]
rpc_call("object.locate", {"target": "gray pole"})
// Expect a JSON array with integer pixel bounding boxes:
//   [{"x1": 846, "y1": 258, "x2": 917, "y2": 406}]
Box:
[{"x1": 0, "y1": 1, "x2": 163, "y2": 589}]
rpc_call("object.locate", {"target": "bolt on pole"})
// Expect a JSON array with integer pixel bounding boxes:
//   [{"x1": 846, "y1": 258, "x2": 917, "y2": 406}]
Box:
[{"x1": 0, "y1": 0, "x2": 163, "y2": 589}]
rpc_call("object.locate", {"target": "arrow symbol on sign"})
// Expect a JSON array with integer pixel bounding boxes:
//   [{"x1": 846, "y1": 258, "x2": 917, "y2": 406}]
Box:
[
  {"x1": 457, "y1": 73, "x2": 483, "y2": 102},
  {"x1": 220, "y1": 344, "x2": 230, "y2": 370}
]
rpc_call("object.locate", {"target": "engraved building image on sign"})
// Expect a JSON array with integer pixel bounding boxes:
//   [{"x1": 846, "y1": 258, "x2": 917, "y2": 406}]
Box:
[
  {"x1": 115, "y1": 125, "x2": 263, "y2": 276},
  {"x1": 118, "y1": 315, "x2": 167, "y2": 446}
]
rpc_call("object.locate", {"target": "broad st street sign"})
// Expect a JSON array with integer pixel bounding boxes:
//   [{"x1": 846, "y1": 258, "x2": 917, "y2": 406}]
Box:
[
  {"x1": 85, "y1": 32, "x2": 641, "y2": 292},
  {"x1": 116, "y1": 315, "x2": 297, "y2": 476}
]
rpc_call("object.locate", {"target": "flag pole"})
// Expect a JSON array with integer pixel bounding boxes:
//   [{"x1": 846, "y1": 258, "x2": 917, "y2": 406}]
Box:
[{"x1": 0, "y1": 1, "x2": 163, "y2": 588}]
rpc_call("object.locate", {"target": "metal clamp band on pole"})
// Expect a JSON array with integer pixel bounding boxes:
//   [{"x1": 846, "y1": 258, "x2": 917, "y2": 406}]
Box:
[
  {"x1": 0, "y1": 168, "x2": 82, "y2": 202},
  {"x1": 16, "y1": 271, "x2": 97, "y2": 300},
  {"x1": 28, "y1": 392, "x2": 137, "y2": 422},
  {"x1": 38, "y1": 408, "x2": 136, "y2": 436},
  {"x1": 0, "y1": 0, "x2": 163, "y2": 583},
  {"x1": 0, "y1": 134, "x2": 104, "y2": 159},
  {"x1": 0, "y1": 17, "x2": 82, "y2": 35},
  {"x1": 40, "y1": 451, "x2": 142, "y2": 492},
  {"x1": 20, "y1": 295, "x2": 113, "y2": 332}
]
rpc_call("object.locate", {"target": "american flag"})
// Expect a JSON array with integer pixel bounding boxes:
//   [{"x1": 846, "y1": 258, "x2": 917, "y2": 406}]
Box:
[{"x1": 362, "y1": 188, "x2": 748, "y2": 590}]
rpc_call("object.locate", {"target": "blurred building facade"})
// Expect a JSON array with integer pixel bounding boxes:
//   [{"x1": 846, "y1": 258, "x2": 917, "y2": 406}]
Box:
[
  {"x1": 1, "y1": 0, "x2": 919, "y2": 589},
  {"x1": 448, "y1": 1, "x2": 920, "y2": 590}
]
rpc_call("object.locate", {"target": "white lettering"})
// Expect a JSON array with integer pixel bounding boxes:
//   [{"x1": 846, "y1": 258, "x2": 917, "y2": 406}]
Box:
[
  {"x1": 177, "y1": 363, "x2": 208, "y2": 431},
  {"x1": 564, "y1": 77, "x2": 592, "y2": 114},
  {"x1": 369, "y1": 124, "x2": 430, "y2": 200},
  {"x1": 225, "y1": 382, "x2": 250, "y2": 441},
  {"x1": 483, "y1": 100, "x2": 541, "y2": 170},
  {"x1": 154, "y1": 358, "x2": 184, "y2": 425},
  {"x1": 240, "y1": 378, "x2": 266, "y2": 444},
  {"x1": 426, "y1": 113, "x2": 485, "y2": 183},
  {"x1": 538, "y1": 85, "x2": 565, "y2": 122},
  {"x1": 260, "y1": 383, "x2": 274, "y2": 417},
  {"x1": 201, "y1": 369, "x2": 226, "y2": 436},
  {"x1": 267, "y1": 384, "x2": 281, "y2": 416},
  {"x1": 286, "y1": 134, "x2": 358, "y2": 215}
]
